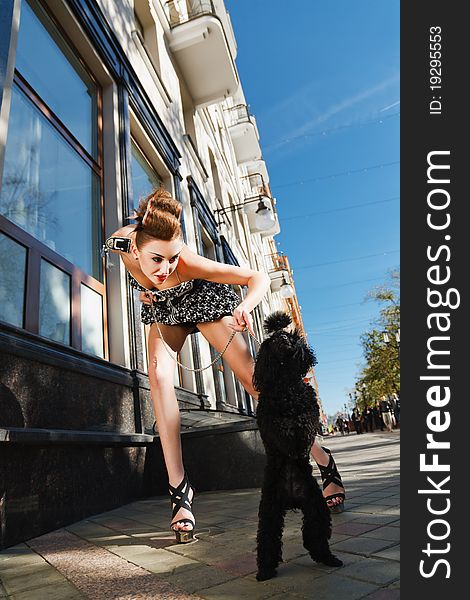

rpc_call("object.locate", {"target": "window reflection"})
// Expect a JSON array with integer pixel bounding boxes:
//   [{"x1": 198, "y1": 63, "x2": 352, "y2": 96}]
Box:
[
  {"x1": 81, "y1": 283, "x2": 104, "y2": 358},
  {"x1": 0, "y1": 233, "x2": 27, "y2": 328},
  {"x1": 0, "y1": 86, "x2": 101, "y2": 280},
  {"x1": 130, "y1": 140, "x2": 161, "y2": 371},
  {"x1": 130, "y1": 140, "x2": 161, "y2": 216},
  {"x1": 15, "y1": 0, "x2": 97, "y2": 156},
  {"x1": 39, "y1": 259, "x2": 71, "y2": 344}
]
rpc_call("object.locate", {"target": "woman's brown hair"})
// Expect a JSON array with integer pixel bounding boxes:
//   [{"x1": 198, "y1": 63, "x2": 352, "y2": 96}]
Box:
[{"x1": 132, "y1": 188, "x2": 182, "y2": 248}]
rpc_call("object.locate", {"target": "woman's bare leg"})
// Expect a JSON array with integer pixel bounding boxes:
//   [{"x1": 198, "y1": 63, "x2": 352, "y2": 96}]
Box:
[
  {"x1": 197, "y1": 317, "x2": 345, "y2": 506},
  {"x1": 147, "y1": 322, "x2": 194, "y2": 532}
]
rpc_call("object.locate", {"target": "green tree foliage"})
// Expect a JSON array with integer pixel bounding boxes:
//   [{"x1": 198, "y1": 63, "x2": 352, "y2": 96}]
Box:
[{"x1": 356, "y1": 269, "x2": 400, "y2": 407}]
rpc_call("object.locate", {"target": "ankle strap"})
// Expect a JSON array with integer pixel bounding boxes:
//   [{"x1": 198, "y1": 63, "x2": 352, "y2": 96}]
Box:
[{"x1": 169, "y1": 472, "x2": 193, "y2": 519}]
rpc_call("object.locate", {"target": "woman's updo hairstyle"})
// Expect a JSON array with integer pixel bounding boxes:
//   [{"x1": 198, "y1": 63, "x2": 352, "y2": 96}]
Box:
[{"x1": 132, "y1": 188, "x2": 183, "y2": 248}]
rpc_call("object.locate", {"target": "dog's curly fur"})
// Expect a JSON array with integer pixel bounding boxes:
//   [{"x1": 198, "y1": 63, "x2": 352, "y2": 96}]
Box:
[{"x1": 253, "y1": 311, "x2": 343, "y2": 581}]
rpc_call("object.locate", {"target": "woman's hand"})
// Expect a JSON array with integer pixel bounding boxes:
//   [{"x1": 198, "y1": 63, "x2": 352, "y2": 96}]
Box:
[{"x1": 230, "y1": 303, "x2": 255, "y2": 336}]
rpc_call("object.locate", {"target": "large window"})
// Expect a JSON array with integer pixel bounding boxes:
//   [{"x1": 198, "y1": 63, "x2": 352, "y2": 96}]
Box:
[
  {"x1": 129, "y1": 140, "x2": 163, "y2": 373},
  {"x1": 130, "y1": 140, "x2": 161, "y2": 214},
  {"x1": 201, "y1": 229, "x2": 229, "y2": 405},
  {"x1": 0, "y1": 0, "x2": 105, "y2": 358},
  {"x1": 1, "y1": 86, "x2": 101, "y2": 277},
  {"x1": 14, "y1": 0, "x2": 98, "y2": 156}
]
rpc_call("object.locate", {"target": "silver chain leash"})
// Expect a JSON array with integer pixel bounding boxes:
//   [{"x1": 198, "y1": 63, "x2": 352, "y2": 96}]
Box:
[{"x1": 150, "y1": 299, "x2": 261, "y2": 372}]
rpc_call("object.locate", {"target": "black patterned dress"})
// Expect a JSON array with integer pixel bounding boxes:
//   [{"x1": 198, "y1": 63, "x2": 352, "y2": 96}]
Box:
[{"x1": 128, "y1": 269, "x2": 241, "y2": 334}]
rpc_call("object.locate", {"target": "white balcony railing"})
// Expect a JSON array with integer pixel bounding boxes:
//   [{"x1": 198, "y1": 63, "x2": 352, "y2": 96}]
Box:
[
  {"x1": 164, "y1": 0, "x2": 214, "y2": 27},
  {"x1": 240, "y1": 172, "x2": 269, "y2": 200}
]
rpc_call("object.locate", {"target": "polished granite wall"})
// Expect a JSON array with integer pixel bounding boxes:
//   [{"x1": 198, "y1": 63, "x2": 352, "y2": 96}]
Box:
[
  {"x1": 0, "y1": 424, "x2": 265, "y2": 550},
  {"x1": 0, "y1": 334, "x2": 264, "y2": 550},
  {"x1": 0, "y1": 444, "x2": 147, "y2": 549},
  {"x1": 0, "y1": 353, "x2": 136, "y2": 432}
]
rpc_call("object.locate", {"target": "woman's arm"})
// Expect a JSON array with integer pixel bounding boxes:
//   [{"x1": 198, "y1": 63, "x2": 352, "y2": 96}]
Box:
[{"x1": 180, "y1": 244, "x2": 271, "y2": 334}]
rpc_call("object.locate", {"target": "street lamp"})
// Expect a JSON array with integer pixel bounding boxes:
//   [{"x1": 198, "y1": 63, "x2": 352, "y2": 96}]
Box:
[
  {"x1": 383, "y1": 329, "x2": 400, "y2": 355},
  {"x1": 254, "y1": 199, "x2": 276, "y2": 230},
  {"x1": 383, "y1": 329, "x2": 400, "y2": 345},
  {"x1": 279, "y1": 274, "x2": 294, "y2": 298},
  {"x1": 360, "y1": 384, "x2": 367, "y2": 408},
  {"x1": 214, "y1": 197, "x2": 275, "y2": 232}
]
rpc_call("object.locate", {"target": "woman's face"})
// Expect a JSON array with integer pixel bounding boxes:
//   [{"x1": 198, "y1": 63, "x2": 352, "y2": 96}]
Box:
[{"x1": 133, "y1": 237, "x2": 184, "y2": 285}]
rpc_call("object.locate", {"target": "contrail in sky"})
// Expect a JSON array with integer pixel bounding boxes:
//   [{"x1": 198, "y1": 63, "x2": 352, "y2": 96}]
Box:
[{"x1": 380, "y1": 100, "x2": 400, "y2": 112}]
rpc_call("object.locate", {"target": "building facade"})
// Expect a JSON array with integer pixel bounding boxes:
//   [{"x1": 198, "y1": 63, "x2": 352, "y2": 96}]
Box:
[{"x1": 0, "y1": 0, "x2": 310, "y2": 548}]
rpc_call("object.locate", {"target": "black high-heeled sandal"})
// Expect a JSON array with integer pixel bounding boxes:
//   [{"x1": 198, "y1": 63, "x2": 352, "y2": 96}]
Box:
[
  {"x1": 169, "y1": 471, "x2": 196, "y2": 543},
  {"x1": 317, "y1": 447, "x2": 346, "y2": 514}
]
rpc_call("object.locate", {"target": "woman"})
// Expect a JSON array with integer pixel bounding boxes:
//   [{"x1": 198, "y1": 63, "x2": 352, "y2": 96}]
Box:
[{"x1": 108, "y1": 189, "x2": 345, "y2": 542}]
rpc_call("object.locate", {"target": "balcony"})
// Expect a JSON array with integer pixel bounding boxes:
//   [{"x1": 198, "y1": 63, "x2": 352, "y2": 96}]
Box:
[
  {"x1": 240, "y1": 172, "x2": 269, "y2": 198},
  {"x1": 226, "y1": 104, "x2": 262, "y2": 163},
  {"x1": 163, "y1": 1, "x2": 239, "y2": 106},
  {"x1": 247, "y1": 159, "x2": 269, "y2": 184},
  {"x1": 267, "y1": 250, "x2": 305, "y2": 334}
]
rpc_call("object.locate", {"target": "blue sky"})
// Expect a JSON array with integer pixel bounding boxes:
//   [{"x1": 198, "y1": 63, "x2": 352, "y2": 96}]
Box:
[{"x1": 226, "y1": 0, "x2": 400, "y2": 416}]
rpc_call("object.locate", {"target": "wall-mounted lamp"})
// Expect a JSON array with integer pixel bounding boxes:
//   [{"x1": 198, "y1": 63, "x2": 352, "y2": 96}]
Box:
[
  {"x1": 215, "y1": 197, "x2": 276, "y2": 232},
  {"x1": 279, "y1": 274, "x2": 294, "y2": 298},
  {"x1": 254, "y1": 199, "x2": 276, "y2": 230}
]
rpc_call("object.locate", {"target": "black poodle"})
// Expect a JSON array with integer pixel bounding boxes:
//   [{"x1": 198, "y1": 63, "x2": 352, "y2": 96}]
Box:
[{"x1": 253, "y1": 311, "x2": 342, "y2": 581}]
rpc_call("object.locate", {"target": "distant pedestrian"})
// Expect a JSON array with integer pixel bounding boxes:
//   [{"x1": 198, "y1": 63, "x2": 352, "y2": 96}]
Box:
[
  {"x1": 373, "y1": 402, "x2": 384, "y2": 430},
  {"x1": 379, "y1": 396, "x2": 393, "y2": 432},
  {"x1": 361, "y1": 408, "x2": 369, "y2": 433},
  {"x1": 366, "y1": 406, "x2": 374, "y2": 432},
  {"x1": 351, "y1": 408, "x2": 362, "y2": 434},
  {"x1": 336, "y1": 416, "x2": 345, "y2": 436},
  {"x1": 394, "y1": 395, "x2": 400, "y2": 426}
]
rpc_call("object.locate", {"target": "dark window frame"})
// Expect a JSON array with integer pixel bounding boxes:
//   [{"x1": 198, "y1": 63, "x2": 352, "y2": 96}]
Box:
[
  {"x1": 0, "y1": 0, "x2": 107, "y2": 359},
  {"x1": 128, "y1": 138, "x2": 187, "y2": 383},
  {"x1": 187, "y1": 177, "x2": 253, "y2": 412}
]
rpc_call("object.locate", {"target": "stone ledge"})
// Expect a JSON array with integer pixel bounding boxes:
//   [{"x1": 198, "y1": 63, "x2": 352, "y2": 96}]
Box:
[
  {"x1": 180, "y1": 419, "x2": 258, "y2": 438},
  {"x1": 0, "y1": 418, "x2": 258, "y2": 446},
  {"x1": 0, "y1": 427, "x2": 155, "y2": 446}
]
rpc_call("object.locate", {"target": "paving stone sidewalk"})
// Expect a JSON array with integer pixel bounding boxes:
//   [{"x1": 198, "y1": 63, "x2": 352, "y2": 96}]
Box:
[{"x1": 0, "y1": 430, "x2": 399, "y2": 600}]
